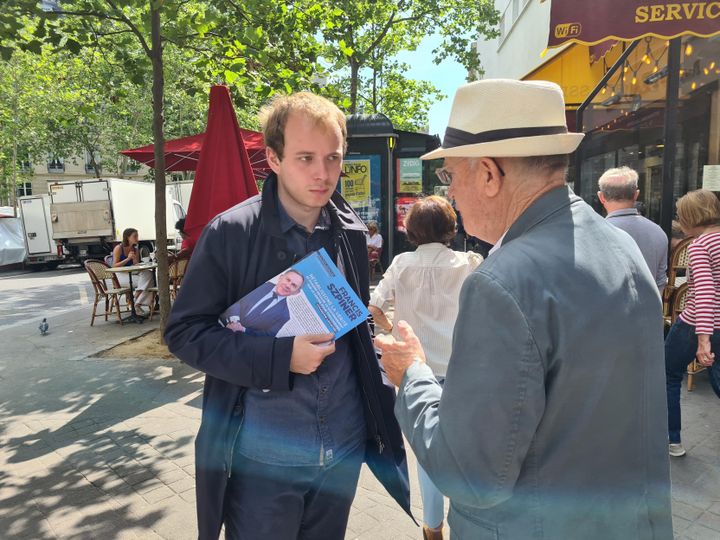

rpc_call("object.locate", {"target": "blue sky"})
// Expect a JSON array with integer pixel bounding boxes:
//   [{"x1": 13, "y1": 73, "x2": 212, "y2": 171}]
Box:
[{"x1": 396, "y1": 34, "x2": 468, "y2": 136}]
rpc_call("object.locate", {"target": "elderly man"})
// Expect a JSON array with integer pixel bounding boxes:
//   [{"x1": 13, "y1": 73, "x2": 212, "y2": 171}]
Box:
[
  {"x1": 598, "y1": 166, "x2": 668, "y2": 291},
  {"x1": 376, "y1": 79, "x2": 672, "y2": 540}
]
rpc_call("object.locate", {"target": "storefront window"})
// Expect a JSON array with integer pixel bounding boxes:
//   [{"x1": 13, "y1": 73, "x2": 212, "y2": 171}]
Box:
[{"x1": 578, "y1": 35, "x2": 717, "y2": 226}]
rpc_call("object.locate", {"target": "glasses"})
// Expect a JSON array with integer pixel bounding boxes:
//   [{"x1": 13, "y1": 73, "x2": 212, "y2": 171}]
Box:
[{"x1": 435, "y1": 160, "x2": 506, "y2": 185}]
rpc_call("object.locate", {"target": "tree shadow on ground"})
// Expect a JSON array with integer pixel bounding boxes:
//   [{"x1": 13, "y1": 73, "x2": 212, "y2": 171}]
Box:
[{"x1": 0, "y1": 355, "x2": 205, "y2": 538}]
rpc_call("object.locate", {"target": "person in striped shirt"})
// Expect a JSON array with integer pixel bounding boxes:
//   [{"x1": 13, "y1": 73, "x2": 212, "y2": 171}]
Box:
[{"x1": 665, "y1": 189, "x2": 720, "y2": 457}]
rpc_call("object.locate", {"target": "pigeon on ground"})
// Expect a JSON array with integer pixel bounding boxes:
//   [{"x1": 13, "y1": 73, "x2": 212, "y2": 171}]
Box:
[{"x1": 39, "y1": 318, "x2": 49, "y2": 336}]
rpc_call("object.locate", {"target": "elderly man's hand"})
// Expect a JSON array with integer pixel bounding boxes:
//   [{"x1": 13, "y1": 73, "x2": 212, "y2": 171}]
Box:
[{"x1": 374, "y1": 321, "x2": 426, "y2": 386}]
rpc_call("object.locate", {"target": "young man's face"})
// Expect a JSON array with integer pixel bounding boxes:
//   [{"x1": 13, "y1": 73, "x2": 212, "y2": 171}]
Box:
[
  {"x1": 268, "y1": 112, "x2": 344, "y2": 211},
  {"x1": 275, "y1": 272, "x2": 304, "y2": 296}
]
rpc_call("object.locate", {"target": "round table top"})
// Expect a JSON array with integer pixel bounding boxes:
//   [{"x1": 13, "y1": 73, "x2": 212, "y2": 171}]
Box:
[{"x1": 106, "y1": 262, "x2": 158, "y2": 273}]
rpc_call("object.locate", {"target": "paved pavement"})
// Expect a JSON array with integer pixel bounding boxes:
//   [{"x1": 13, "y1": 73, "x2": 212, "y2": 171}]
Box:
[{"x1": 1, "y1": 269, "x2": 720, "y2": 539}]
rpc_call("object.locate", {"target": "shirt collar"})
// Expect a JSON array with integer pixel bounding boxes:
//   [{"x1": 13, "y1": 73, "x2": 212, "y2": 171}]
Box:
[
  {"x1": 489, "y1": 231, "x2": 508, "y2": 256},
  {"x1": 278, "y1": 202, "x2": 331, "y2": 234},
  {"x1": 416, "y1": 242, "x2": 447, "y2": 251},
  {"x1": 606, "y1": 208, "x2": 639, "y2": 218}
]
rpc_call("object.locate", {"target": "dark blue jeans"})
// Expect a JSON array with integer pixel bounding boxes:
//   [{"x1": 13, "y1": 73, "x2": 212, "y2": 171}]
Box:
[
  {"x1": 223, "y1": 443, "x2": 364, "y2": 540},
  {"x1": 665, "y1": 319, "x2": 720, "y2": 443}
]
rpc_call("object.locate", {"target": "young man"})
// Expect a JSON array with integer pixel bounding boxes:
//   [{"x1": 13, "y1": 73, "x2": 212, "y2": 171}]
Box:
[{"x1": 164, "y1": 92, "x2": 411, "y2": 540}]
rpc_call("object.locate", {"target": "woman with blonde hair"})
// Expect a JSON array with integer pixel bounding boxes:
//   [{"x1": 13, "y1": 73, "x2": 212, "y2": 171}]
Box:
[
  {"x1": 369, "y1": 195, "x2": 482, "y2": 540},
  {"x1": 665, "y1": 189, "x2": 720, "y2": 457}
]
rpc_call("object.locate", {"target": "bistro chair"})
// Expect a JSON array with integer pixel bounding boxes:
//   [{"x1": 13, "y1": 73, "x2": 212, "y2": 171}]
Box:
[
  {"x1": 147, "y1": 258, "x2": 190, "y2": 320},
  {"x1": 84, "y1": 260, "x2": 131, "y2": 326},
  {"x1": 663, "y1": 237, "x2": 693, "y2": 320}
]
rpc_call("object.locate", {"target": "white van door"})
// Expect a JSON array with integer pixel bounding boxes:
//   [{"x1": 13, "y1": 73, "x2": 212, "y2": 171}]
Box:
[
  {"x1": 81, "y1": 179, "x2": 111, "y2": 202},
  {"x1": 20, "y1": 196, "x2": 52, "y2": 255}
]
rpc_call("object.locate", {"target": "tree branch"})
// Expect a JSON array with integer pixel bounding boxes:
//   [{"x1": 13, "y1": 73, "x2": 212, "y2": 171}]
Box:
[
  {"x1": 104, "y1": 0, "x2": 152, "y2": 57},
  {"x1": 361, "y1": 11, "x2": 396, "y2": 57}
]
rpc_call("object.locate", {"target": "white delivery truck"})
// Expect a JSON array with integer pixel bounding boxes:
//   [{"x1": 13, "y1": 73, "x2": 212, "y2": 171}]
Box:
[
  {"x1": 167, "y1": 180, "x2": 194, "y2": 212},
  {"x1": 48, "y1": 178, "x2": 186, "y2": 261},
  {"x1": 18, "y1": 195, "x2": 67, "y2": 269}
]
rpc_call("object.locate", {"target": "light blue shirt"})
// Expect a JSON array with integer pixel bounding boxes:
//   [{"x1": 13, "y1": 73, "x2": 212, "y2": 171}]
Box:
[{"x1": 606, "y1": 208, "x2": 668, "y2": 290}]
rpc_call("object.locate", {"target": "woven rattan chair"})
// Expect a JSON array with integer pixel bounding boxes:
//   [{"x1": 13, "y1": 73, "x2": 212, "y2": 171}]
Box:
[
  {"x1": 148, "y1": 258, "x2": 190, "y2": 319},
  {"x1": 84, "y1": 260, "x2": 131, "y2": 326},
  {"x1": 663, "y1": 237, "x2": 692, "y2": 321}
]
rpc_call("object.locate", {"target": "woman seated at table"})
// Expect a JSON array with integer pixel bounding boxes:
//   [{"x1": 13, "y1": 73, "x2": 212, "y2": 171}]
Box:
[{"x1": 112, "y1": 228, "x2": 155, "y2": 315}]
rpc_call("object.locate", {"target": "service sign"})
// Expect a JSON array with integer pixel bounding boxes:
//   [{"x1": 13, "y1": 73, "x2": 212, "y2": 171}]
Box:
[{"x1": 548, "y1": 1, "x2": 720, "y2": 50}]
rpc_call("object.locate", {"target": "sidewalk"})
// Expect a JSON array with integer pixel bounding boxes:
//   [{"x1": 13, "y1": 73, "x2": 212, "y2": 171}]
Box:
[
  {"x1": 1, "y1": 305, "x2": 720, "y2": 538},
  {"x1": 0, "y1": 307, "x2": 421, "y2": 539}
]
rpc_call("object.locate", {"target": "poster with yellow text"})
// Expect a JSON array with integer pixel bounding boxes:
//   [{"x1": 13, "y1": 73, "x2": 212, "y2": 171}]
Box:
[{"x1": 341, "y1": 160, "x2": 371, "y2": 206}]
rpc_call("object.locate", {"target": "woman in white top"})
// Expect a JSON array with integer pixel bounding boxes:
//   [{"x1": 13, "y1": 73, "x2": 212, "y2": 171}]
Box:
[
  {"x1": 367, "y1": 221, "x2": 383, "y2": 251},
  {"x1": 369, "y1": 196, "x2": 482, "y2": 540}
]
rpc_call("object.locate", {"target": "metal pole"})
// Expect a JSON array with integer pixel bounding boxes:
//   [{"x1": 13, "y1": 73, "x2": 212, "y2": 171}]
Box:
[
  {"x1": 574, "y1": 41, "x2": 640, "y2": 194},
  {"x1": 386, "y1": 136, "x2": 395, "y2": 262},
  {"x1": 660, "y1": 38, "x2": 682, "y2": 238}
]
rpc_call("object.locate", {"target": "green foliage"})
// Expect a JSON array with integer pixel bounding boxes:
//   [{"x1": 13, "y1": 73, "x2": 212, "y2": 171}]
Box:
[
  {"x1": 314, "y1": 0, "x2": 500, "y2": 115},
  {"x1": 0, "y1": 0, "x2": 500, "y2": 155}
]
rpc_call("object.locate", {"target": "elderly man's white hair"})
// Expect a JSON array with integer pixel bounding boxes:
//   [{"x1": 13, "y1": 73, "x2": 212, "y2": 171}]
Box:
[{"x1": 598, "y1": 166, "x2": 639, "y2": 201}]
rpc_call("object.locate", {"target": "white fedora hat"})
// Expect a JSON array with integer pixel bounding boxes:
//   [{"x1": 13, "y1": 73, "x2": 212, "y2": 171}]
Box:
[{"x1": 421, "y1": 79, "x2": 584, "y2": 160}]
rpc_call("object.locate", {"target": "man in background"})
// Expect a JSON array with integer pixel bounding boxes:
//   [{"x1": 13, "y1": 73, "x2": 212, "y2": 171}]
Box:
[{"x1": 598, "y1": 166, "x2": 668, "y2": 292}]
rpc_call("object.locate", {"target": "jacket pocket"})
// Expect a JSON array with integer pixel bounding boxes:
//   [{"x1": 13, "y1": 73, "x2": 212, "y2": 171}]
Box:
[{"x1": 450, "y1": 505, "x2": 500, "y2": 540}]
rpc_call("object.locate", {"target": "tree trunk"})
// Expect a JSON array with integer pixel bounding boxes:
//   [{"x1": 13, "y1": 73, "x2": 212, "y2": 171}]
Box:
[
  {"x1": 11, "y1": 138, "x2": 17, "y2": 217},
  {"x1": 150, "y1": 3, "x2": 171, "y2": 336},
  {"x1": 349, "y1": 58, "x2": 359, "y2": 114}
]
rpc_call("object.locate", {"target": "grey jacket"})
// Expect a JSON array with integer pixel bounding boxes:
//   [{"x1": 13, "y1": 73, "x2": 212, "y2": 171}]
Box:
[{"x1": 395, "y1": 186, "x2": 672, "y2": 540}]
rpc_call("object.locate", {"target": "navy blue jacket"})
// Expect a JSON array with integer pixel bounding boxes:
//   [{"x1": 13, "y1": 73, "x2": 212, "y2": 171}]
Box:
[{"x1": 164, "y1": 174, "x2": 413, "y2": 539}]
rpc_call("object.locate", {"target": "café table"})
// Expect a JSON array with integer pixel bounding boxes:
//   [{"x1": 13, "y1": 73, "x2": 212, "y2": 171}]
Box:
[{"x1": 107, "y1": 262, "x2": 158, "y2": 324}]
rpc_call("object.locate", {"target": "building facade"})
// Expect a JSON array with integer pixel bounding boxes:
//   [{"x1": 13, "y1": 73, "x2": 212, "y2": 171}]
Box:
[{"x1": 476, "y1": 1, "x2": 720, "y2": 225}]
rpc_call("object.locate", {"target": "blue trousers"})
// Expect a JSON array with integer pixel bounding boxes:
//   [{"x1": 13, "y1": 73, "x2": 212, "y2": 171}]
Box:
[
  {"x1": 223, "y1": 444, "x2": 364, "y2": 540},
  {"x1": 665, "y1": 319, "x2": 720, "y2": 443}
]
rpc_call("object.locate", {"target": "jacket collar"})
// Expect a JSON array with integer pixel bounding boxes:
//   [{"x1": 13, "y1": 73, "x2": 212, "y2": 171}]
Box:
[
  {"x1": 502, "y1": 185, "x2": 580, "y2": 247},
  {"x1": 260, "y1": 172, "x2": 368, "y2": 238}
]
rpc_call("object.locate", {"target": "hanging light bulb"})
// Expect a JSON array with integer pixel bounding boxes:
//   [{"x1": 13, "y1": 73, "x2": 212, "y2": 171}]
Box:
[
  {"x1": 632, "y1": 76, "x2": 637, "y2": 85},
  {"x1": 645, "y1": 56, "x2": 651, "y2": 65},
  {"x1": 601, "y1": 87, "x2": 607, "y2": 95},
  {"x1": 691, "y1": 81, "x2": 697, "y2": 90},
  {"x1": 624, "y1": 65, "x2": 629, "y2": 73},
  {"x1": 680, "y1": 68, "x2": 685, "y2": 77},
  {"x1": 685, "y1": 43, "x2": 693, "y2": 56},
  {"x1": 653, "y1": 65, "x2": 658, "y2": 73},
  {"x1": 711, "y1": 61, "x2": 716, "y2": 70},
  {"x1": 704, "y1": 67, "x2": 710, "y2": 75},
  {"x1": 642, "y1": 53, "x2": 648, "y2": 63}
]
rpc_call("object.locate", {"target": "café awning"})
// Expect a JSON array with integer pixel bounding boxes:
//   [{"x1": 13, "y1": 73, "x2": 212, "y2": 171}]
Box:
[
  {"x1": 120, "y1": 128, "x2": 270, "y2": 179},
  {"x1": 547, "y1": 0, "x2": 720, "y2": 50}
]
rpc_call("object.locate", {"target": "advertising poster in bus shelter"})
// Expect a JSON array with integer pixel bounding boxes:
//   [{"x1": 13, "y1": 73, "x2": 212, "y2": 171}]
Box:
[
  {"x1": 397, "y1": 158, "x2": 423, "y2": 194},
  {"x1": 340, "y1": 156, "x2": 382, "y2": 228},
  {"x1": 396, "y1": 196, "x2": 420, "y2": 233}
]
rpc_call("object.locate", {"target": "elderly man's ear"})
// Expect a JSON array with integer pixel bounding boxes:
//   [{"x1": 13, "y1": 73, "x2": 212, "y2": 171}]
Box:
[{"x1": 476, "y1": 157, "x2": 505, "y2": 198}]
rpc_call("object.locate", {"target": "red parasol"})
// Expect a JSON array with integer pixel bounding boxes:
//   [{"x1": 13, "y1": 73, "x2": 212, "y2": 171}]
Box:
[
  {"x1": 120, "y1": 128, "x2": 270, "y2": 179},
  {"x1": 183, "y1": 85, "x2": 260, "y2": 249}
]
